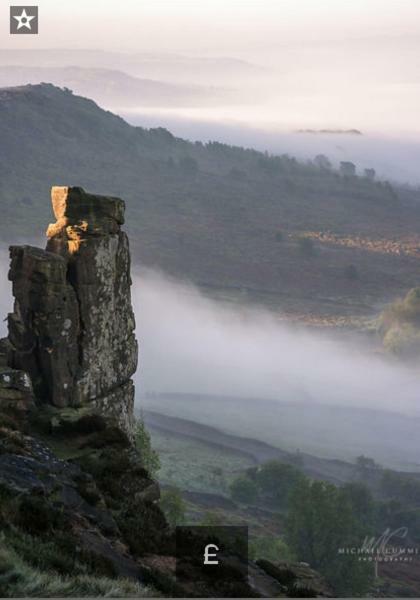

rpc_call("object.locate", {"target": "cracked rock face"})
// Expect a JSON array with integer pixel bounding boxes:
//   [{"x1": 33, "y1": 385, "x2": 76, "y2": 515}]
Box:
[
  {"x1": 4, "y1": 187, "x2": 138, "y2": 435},
  {"x1": 7, "y1": 245, "x2": 79, "y2": 408}
]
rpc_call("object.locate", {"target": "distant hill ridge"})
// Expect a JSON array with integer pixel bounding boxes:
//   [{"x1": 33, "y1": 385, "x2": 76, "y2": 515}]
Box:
[
  {"x1": 1, "y1": 83, "x2": 420, "y2": 318},
  {"x1": 0, "y1": 65, "x2": 234, "y2": 107}
]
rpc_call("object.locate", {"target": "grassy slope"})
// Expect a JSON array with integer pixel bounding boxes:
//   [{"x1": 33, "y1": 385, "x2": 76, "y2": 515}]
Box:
[
  {"x1": 2, "y1": 84, "x2": 420, "y2": 319},
  {"x1": 152, "y1": 428, "x2": 253, "y2": 494},
  {"x1": 0, "y1": 543, "x2": 158, "y2": 598}
]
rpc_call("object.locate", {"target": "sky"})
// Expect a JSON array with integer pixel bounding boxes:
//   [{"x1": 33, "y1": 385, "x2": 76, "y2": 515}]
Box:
[{"x1": 2, "y1": 0, "x2": 420, "y2": 53}]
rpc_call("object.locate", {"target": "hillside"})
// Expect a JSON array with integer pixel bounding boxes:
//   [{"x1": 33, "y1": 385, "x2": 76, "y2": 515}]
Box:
[
  {"x1": 2, "y1": 83, "x2": 420, "y2": 321},
  {"x1": 0, "y1": 66, "x2": 233, "y2": 108},
  {"x1": 0, "y1": 50, "x2": 261, "y2": 85}
]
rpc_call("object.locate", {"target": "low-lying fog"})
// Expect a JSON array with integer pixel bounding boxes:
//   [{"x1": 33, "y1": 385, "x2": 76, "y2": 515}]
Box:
[
  {"x1": 2, "y1": 250, "x2": 420, "y2": 467},
  {"x1": 124, "y1": 112, "x2": 420, "y2": 185},
  {"x1": 132, "y1": 268, "x2": 420, "y2": 416}
]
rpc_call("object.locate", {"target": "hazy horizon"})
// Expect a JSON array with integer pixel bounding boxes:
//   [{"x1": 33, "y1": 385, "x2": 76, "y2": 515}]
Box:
[{"x1": 2, "y1": 0, "x2": 420, "y2": 142}]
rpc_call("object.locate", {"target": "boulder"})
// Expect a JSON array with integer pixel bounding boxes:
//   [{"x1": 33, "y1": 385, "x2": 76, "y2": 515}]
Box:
[{"x1": 0, "y1": 364, "x2": 35, "y2": 421}]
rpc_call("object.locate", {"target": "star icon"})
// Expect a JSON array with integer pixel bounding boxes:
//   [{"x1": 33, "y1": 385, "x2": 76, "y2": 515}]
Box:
[{"x1": 13, "y1": 8, "x2": 35, "y2": 30}]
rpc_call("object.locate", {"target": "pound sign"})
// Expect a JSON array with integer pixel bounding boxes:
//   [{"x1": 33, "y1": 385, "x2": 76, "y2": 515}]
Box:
[{"x1": 204, "y1": 543, "x2": 219, "y2": 565}]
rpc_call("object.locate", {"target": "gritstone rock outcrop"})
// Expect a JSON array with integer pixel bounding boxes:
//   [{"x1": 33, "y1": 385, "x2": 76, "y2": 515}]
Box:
[{"x1": 2, "y1": 186, "x2": 138, "y2": 436}]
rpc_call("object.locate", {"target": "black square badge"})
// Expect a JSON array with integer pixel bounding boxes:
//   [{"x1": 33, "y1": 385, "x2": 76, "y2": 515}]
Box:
[
  {"x1": 10, "y1": 6, "x2": 38, "y2": 34},
  {"x1": 176, "y1": 526, "x2": 248, "y2": 593}
]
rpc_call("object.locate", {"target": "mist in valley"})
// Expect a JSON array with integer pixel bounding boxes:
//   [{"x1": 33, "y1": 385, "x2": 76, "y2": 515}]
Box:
[
  {"x1": 133, "y1": 269, "x2": 420, "y2": 468},
  {"x1": 1, "y1": 244, "x2": 420, "y2": 467},
  {"x1": 132, "y1": 268, "x2": 419, "y2": 413}
]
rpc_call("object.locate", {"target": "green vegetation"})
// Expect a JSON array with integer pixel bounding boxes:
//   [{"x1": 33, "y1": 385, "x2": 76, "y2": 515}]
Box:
[
  {"x1": 200, "y1": 511, "x2": 224, "y2": 526},
  {"x1": 255, "y1": 461, "x2": 305, "y2": 508},
  {"x1": 0, "y1": 540, "x2": 158, "y2": 598},
  {"x1": 159, "y1": 487, "x2": 186, "y2": 527},
  {"x1": 286, "y1": 479, "x2": 373, "y2": 596},
  {"x1": 147, "y1": 411, "x2": 420, "y2": 597},
  {"x1": 380, "y1": 469, "x2": 420, "y2": 505},
  {"x1": 178, "y1": 155, "x2": 199, "y2": 175},
  {"x1": 134, "y1": 414, "x2": 161, "y2": 476},
  {"x1": 379, "y1": 287, "x2": 420, "y2": 357},
  {"x1": 149, "y1": 429, "x2": 253, "y2": 494},
  {"x1": 0, "y1": 83, "x2": 410, "y2": 324},
  {"x1": 229, "y1": 460, "x2": 305, "y2": 508},
  {"x1": 229, "y1": 476, "x2": 258, "y2": 504},
  {"x1": 355, "y1": 454, "x2": 382, "y2": 481},
  {"x1": 249, "y1": 535, "x2": 292, "y2": 562}
]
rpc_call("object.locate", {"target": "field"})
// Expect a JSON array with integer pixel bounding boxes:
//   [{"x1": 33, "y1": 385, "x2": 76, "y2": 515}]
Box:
[
  {"x1": 141, "y1": 395, "x2": 420, "y2": 471},
  {"x1": 150, "y1": 428, "x2": 254, "y2": 494}
]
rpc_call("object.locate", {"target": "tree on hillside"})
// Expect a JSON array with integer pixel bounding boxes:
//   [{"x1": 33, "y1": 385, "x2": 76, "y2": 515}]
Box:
[
  {"x1": 339, "y1": 161, "x2": 356, "y2": 177},
  {"x1": 355, "y1": 455, "x2": 381, "y2": 482},
  {"x1": 160, "y1": 487, "x2": 186, "y2": 527},
  {"x1": 379, "y1": 287, "x2": 420, "y2": 358},
  {"x1": 230, "y1": 476, "x2": 259, "y2": 504},
  {"x1": 380, "y1": 470, "x2": 420, "y2": 505},
  {"x1": 314, "y1": 154, "x2": 331, "y2": 171},
  {"x1": 341, "y1": 482, "x2": 376, "y2": 528},
  {"x1": 256, "y1": 460, "x2": 304, "y2": 508},
  {"x1": 179, "y1": 155, "x2": 198, "y2": 175},
  {"x1": 286, "y1": 479, "x2": 373, "y2": 596}
]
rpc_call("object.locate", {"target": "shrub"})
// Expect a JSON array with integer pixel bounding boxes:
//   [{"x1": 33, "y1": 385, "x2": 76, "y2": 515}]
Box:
[
  {"x1": 286, "y1": 479, "x2": 373, "y2": 596},
  {"x1": 381, "y1": 288, "x2": 420, "y2": 327},
  {"x1": 134, "y1": 415, "x2": 161, "y2": 476},
  {"x1": 255, "y1": 460, "x2": 304, "y2": 508},
  {"x1": 159, "y1": 487, "x2": 186, "y2": 528},
  {"x1": 249, "y1": 535, "x2": 292, "y2": 562},
  {"x1": 229, "y1": 476, "x2": 258, "y2": 504},
  {"x1": 200, "y1": 511, "x2": 224, "y2": 526},
  {"x1": 379, "y1": 288, "x2": 420, "y2": 358},
  {"x1": 179, "y1": 156, "x2": 198, "y2": 174},
  {"x1": 118, "y1": 499, "x2": 169, "y2": 555}
]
